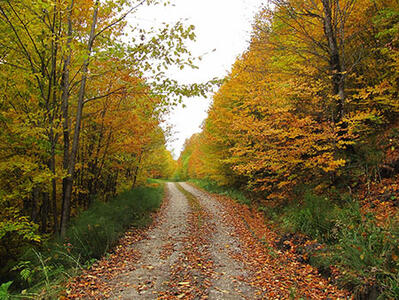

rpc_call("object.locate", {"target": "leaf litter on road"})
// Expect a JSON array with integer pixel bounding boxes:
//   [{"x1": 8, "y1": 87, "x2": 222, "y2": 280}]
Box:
[{"x1": 64, "y1": 183, "x2": 349, "y2": 299}]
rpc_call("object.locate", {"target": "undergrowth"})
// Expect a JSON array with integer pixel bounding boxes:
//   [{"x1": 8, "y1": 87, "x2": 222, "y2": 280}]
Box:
[
  {"x1": 263, "y1": 191, "x2": 399, "y2": 298},
  {"x1": 2, "y1": 183, "x2": 163, "y2": 299}
]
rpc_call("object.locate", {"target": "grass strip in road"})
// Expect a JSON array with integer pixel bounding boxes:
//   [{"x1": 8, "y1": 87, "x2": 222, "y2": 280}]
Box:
[
  {"x1": 160, "y1": 183, "x2": 214, "y2": 299},
  {"x1": 176, "y1": 183, "x2": 204, "y2": 227}
]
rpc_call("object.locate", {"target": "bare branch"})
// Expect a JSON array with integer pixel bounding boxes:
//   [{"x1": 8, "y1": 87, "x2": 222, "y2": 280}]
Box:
[
  {"x1": 93, "y1": 0, "x2": 146, "y2": 40},
  {"x1": 84, "y1": 87, "x2": 125, "y2": 104}
]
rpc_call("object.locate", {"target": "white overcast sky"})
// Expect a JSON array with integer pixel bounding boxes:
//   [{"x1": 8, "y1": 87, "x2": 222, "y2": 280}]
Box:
[{"x1": 129, "y1": 0, "x2": 265, "y2": 159}]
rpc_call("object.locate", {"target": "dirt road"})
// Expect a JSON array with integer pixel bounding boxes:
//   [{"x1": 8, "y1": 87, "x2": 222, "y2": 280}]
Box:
[
  {"x1": 68, "y1": 182, "x2": 347, "y2": 299},
  {"x1": 112, "y1": 182, "x2": 260, "y2": 299}
]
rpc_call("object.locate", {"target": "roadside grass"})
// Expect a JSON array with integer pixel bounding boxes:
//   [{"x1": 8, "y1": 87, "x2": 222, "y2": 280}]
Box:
[
  {"x1": 271, "y1": 192, "x2": 399, "y2": 297},
  {"x1": 3, "y1": 184, "x2": 164, "y2": 299},
  {"x1": 150, "y1": 177, "x2": 180, "y2": 183},
  {"x1": 148, "y1": 178, "x2": 170, "y2": 184},
  {"x1": 188, "y1": 179, "x2": 251, "y2": 205},
  {"x1": 189, "y1": 179, "x2": 399, "y2": 298}
]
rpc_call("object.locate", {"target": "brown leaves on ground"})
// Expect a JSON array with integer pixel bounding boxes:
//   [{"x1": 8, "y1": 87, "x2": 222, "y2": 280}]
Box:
[
  {"x1": 63, "y1": 194, "x2": 170, "y2": 299},
  {"x1": 63, "y1": 230, "x2": 143, "y2": 299},
  {"x1": 196, "y1": 187, "x2": 350, "y2": 299},
  {"x1": 63, "y1": 184, "x2": 350, "y2": 299},
  {"x1": 159, "y1": 184, "x2": 215, "y2": 299},
  {"x1": 359, "y1": 176, "x2": 399, "y2": 227}
]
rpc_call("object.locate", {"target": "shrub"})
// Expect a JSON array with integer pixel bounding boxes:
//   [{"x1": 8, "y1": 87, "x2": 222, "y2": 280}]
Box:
[{"x1": 0, "y1": 281, "x2": 12, "y2": 299}]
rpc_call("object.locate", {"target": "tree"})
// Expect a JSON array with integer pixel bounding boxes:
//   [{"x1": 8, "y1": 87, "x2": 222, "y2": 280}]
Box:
[
  {"x1": 0, "y1": 0, "x2": 213, "y2": 244},
  {"x1": 181, "y1": 0, "x2": 399, "y2": 201}
]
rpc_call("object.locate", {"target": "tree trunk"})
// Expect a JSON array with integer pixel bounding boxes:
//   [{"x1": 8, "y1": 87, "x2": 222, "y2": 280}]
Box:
[
  {"x1": 60, "y1": 0, "x2": 74, "y2": 236},
  {"x1": 60, "y1": 0, "x2": 99, "y2": 238},
  {"x1": 113, "y1": 171, "x2": 118, "y2": 197},
  {"x1": 50, "y1": 2, "x2": 60, "y2": 234},
  {"x1": 49, "y1": 149, "x2": 58, "y2": 233},
  {"x1": 321, "y1": 0, "x2": 345, "y2": 122},
  {"x1": 41, "y1": 192, "x2": 49, "y2": 232},
  {"x1": 132, "y1": 154, "x2": 142, "y2": 189},
  {"x1": 31, "y1": 187, "x2": 40, "y2": 223}
]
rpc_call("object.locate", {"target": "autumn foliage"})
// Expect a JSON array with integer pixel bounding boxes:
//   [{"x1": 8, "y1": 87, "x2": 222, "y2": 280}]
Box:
[
  {"x1": 0, "y1": 0, "x2": 202, "y2": 289},
  {"x1": 177, "y1": 0, "x2": 399, "y2": 296},
  {"x1": 180, "y1": 0, "x2": 399, "y2": 199}
]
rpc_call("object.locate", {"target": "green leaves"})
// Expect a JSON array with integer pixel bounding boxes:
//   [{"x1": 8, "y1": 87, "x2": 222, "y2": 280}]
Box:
[
  {"x1": 0, "y1": 208, "x2": 41, "y2": 243},
  {"x1": 0, "y1": 281, "x2": 12, "y2": 300}
]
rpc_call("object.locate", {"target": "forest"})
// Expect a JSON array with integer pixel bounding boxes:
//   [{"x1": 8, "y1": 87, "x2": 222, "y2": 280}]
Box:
[
  {"x1": 176, "y1": 0, "x2": 399, "y2": 297},
  {"x1": 2, "y1": 0, "x2": 399, "y2": 298},
  {"x1": 0, "y1": 0, "x2": 197, "y2": 296}
]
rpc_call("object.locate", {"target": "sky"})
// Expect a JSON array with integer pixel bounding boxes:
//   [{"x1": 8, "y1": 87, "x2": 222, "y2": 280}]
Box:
[{"x1": 130, "y1": 0, "x2": 265, "y2": 159}]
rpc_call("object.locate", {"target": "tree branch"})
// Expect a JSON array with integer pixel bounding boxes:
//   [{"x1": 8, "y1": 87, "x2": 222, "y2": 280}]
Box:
[
  {"x1": 93, "y1": 0, "x2": 146, "y2": 40},
  {"x1": 84, "y1": 87, "x2": 125, "y2": 104}
]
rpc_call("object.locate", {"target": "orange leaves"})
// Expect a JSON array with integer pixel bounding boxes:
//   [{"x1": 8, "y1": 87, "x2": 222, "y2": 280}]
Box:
[
  {"x1": 199, "y1": 188, "x2": 349, "y2": 299},
  {"x1": 175, "y1": 133, "x2": 209, "y2": 181},
  {"x1": 66, "y1": 228, "x2": 145, "y2": 299},
  {"x1": 176, "y1": 4, "x2": 350, "y2": 195},
  {"x1": 360, "y1": 176, "x2": 399, "y2": 227},
  {"x1": 176, "y1": 0, "x2": 399, "y2": 206},
  {"x1": 65, "y1": 194, "x2": 172, "y2": 299}
]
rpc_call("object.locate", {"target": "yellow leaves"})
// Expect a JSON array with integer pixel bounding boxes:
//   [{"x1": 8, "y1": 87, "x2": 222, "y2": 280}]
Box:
[
  {"x1": 356, "y1": 88, "x2": 373, "y2": 100},
  {"x1": 0, "y1": 208, "x2": 42, "y2": 243},
  {"x1": 307, "y1": 153, "x2": 346, "y2": 173},
  {"x1": 176, "y1": 0, "x2": 399, "y2": 206}
]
